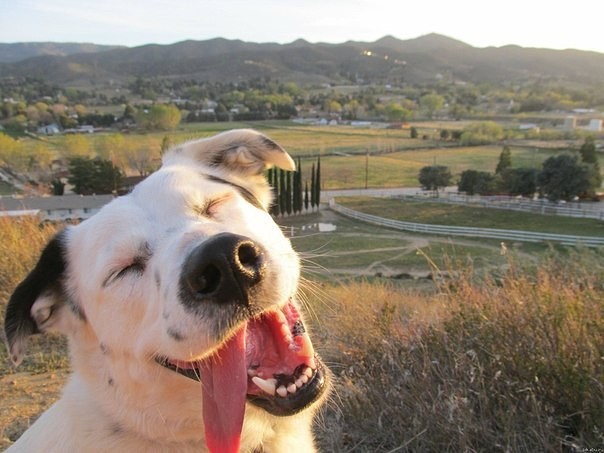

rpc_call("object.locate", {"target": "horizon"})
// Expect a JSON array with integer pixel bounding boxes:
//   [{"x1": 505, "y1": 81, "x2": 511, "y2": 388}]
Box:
[
  {"x1": 1, "y1": 0, "x2": 603, "y2": 54},
  {"x1": 3, "y1": 32, "x2": 603, "y2": 56}
]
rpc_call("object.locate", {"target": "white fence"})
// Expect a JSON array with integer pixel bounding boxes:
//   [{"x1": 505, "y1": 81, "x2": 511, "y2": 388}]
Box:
[
  {"x1": 329, "y1": 200, "x2": 604, "y2": 248},
  {"x1": 403, "y1": 192, "x2": 604, "y2": 221}
]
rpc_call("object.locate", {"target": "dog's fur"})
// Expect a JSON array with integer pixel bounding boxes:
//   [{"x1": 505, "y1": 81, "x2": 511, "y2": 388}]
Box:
[{"x1": 4, "y1": 129, "x2": 328, "y2": 452}]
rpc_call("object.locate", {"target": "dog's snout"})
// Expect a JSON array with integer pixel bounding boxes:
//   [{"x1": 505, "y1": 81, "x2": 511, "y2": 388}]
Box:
[{"x1": 181, "y1": 233, "x2": 265, "y2": 305}]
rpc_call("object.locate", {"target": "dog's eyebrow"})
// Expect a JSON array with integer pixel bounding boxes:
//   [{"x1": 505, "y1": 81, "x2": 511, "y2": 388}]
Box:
[{"x1": 205, "y1": 175, "x2": 265, "y2": 211}]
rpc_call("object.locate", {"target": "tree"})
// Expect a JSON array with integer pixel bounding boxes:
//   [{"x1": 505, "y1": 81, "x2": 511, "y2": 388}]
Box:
[
  {"x1": 304, "y1": 181, "x2": 309, "y2": 211},
  {"x1": 136, "y1": 104, "x2": 181, "y2": 130},
  {"x1": 285, "y1": 171, "x2": 292, "y2": 215},
  {"x1": 579, "y1": 136, "x2": 602, "y2": 196},
  {"x1": 68, "y1": 157, "x2": 123, "y2": 195},
  {"x1": 383, "y1": 102, "x2": 413, "y2": 122},
  {"x1": 310, "y1": 163, "x2": 316, "y2": 209},
  {"x1": 500, "y1": 168, "x2": 539, "y2": 197},
  {"x1": 460, "y1": 121, "x2": 504, "y2": 146},
  {"x1": 313, "y1": 156, "x2": 321, "y2": 210},
  {"x1": 495, "y1": 145, "x2": 512, "y2": 174},
  {"x1": 59, "y1": 134, "x2": 94, "y2": 159},
  {"x1": 419, "y1": 93, "x2": 445, "y2": 119},
  {"x1": 538, "y1": 154, "x2": 590, "y2": 202},
  {"x1": 418, "y1": 165, "x2": 452, "y2": 193},
  {"x1": 458, "y1": 170, "x2": 497, "y2": 195}
]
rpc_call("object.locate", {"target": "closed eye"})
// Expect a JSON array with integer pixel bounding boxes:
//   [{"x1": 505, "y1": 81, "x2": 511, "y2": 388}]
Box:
[
  {"x1": 103, "y1": 258, "x2": 147, "y2": 288},
  {"x1": 103, "y1": 242, "x2": 151, "y2": 288},
  {"x1": 192, "y1": 195, "x2": 231, "y2": 218}
]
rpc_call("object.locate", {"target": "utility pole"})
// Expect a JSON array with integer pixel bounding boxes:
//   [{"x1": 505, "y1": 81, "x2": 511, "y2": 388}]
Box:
[{"x1": 365, "y1": 149, "x2": 369, "y2": 189}]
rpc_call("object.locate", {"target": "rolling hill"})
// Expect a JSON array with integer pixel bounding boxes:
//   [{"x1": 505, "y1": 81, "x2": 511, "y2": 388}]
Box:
[{"x1": 1, "y1": 34, "x2": 603, "y2": 87}]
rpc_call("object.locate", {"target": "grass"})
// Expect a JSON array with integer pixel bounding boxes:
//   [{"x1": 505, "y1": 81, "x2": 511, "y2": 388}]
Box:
[
  {"x1": 1, "y1": 214, "x2": 602, "y2": 451},
  {"x1": 0, "y1": 217, "x2": 68, "y2": 377},
  {"x1": 0, "y1": 181, "x2": 16, "y2": 195},
  {"x1": 337, "y1": 196, "x2": 604, "y2": 237},
  {"x1": 309, "y1": 249, "x2": 604, "y2": 451}
]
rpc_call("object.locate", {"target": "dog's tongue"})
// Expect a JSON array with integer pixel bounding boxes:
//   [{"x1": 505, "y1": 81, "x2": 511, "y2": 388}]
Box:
[{"x1": 200, "y1": 325, "x2": 247, "y2": 453}]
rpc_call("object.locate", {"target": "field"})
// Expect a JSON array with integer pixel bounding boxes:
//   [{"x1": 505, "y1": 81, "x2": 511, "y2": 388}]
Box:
[
  {"x1": 6, "y1": 121, "x2": 602, "y2": 192},
  {"x1": 1, "y1": 122, "x2": 603, "y2": 450},
  {"x1": 1, "y1": 206, "x2": 602, "y2": 450}
]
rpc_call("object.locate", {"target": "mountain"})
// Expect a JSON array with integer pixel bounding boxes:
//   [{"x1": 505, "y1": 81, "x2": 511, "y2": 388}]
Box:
[
  {"x1": 1, "y1": 34, "x2": 603, "y2": 87},
  {"x1": 0, "y1": 42, "x2": 124, "y2": 63}
]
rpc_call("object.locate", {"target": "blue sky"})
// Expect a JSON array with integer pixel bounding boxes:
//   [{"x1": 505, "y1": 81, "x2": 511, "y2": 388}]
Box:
[{"x1": 1, "y1": 0, "x2": 601, "y2": 53}]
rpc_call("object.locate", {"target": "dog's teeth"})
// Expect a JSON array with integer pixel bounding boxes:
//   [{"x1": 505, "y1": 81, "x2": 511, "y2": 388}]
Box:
[
  {"x1": 276, "y1": 386, "x2": 288, "y2": 398},
  {"x1": 252, "y1": 377, "x2": 277, "y2": 396},
  {"x1": 304, "y1": 366, "x2": 314, "y2": 378},
  {"x1": 287, "y1": 383, "x2": 297, "y2": 394},
  {"x1": 295, "y1": 378, "x2": 304, "y2": 388},
  {"x1": 280, "y1": 324, "x2": 292, "y2": 342},
  {"x1": 300, "y1": 374, "x2": 309, "y2": 384}
]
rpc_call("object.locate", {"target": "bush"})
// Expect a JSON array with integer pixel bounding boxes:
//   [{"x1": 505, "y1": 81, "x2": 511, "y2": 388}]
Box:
[
  {"x1": 460, "y1": 121, "x2": 505, "y2": 145},
  {"x1": 312, "y1": 250, "x2": 604, "y2": 451}
]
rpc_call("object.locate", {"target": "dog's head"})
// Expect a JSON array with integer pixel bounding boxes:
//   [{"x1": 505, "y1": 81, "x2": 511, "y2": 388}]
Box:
[{"x1": 4, "y1": 129, "x2": 328, "y2": 451}]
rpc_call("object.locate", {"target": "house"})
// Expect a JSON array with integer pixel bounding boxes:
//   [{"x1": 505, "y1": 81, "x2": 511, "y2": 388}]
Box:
[
  {"x1": 37, "y1": 124, "x2": 61, "y2": 135},
  {"x1": 0, "y1": 194, "x2": 115, "y2": 222}
]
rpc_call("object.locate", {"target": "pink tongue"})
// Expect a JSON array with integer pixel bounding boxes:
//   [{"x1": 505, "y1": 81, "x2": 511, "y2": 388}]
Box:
[{"x1": 200, "y1": 325, "x2": 248, "y2": 453}]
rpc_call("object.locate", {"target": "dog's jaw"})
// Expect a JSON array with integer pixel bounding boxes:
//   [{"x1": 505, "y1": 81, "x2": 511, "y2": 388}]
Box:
[{"x1": 156, "y1": 300, "x2": 329, "y2": 451}]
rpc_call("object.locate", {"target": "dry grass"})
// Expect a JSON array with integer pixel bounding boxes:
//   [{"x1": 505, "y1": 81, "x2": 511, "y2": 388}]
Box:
[
  {"x1": 1, "y1": 216, "x2": 602, "y2": 451},
  {"x1": 310, "y1": 250, "x2": 604, "y2": 452},
  {"x1": 0, "y1": 217, "x2": 69, "y2": 377}
]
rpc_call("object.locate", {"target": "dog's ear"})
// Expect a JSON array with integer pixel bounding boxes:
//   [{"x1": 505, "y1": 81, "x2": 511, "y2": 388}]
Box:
[
  {"x1": 164, "y1": 129, "x2": 295, "y2": 175},
  {"x1": 4, "y1": 231, "x2": 69, "y2": 365}
]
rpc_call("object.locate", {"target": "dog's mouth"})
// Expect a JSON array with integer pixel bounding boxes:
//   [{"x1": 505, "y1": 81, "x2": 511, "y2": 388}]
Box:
[{"x1": 155, "y1": 300, "x2": 327, "y2": 452}]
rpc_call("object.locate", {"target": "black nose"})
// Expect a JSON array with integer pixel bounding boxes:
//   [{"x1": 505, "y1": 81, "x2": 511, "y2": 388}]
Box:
[{"x1": 180, "y1": 233, "x2": 265, "y2": 306}]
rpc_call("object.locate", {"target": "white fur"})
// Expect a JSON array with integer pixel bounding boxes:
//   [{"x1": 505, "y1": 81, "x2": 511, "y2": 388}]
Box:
[{"x1": 6, "y1": 130, "x2": 325, "y2": 452}]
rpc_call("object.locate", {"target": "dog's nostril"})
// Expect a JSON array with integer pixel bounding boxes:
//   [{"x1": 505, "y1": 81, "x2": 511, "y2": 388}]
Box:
[
  {"x1": 193, "y1": 264, "x2": 221, "y2": 295},
  {"x1": 237, "y1": 242, "x2": 263, "y2": 276}
]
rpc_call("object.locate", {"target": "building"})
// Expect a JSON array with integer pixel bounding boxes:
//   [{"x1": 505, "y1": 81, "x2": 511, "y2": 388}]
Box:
[
  {"x1": 0, "y1": 194, "x2": 115, "y2": 222},
  {"x1": 563, "y1": 116, "x2": 576, "y2": 130},
  {"x1": 37, "y1": 124, "x2": 61, "y2": 135},
  {"x1": 587, "y1": 119, "x2": 602, "y2": 132}
]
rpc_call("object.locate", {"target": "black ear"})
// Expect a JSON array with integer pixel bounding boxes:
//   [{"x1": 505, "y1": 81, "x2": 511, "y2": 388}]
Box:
[{"x1": 4, "y1": 231, "x2": 68, "y2": 365}]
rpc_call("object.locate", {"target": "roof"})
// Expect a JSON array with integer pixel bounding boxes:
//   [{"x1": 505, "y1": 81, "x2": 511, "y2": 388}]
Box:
[{"x1": 0, "y1": 194, "x2": 115, "y2": 212}]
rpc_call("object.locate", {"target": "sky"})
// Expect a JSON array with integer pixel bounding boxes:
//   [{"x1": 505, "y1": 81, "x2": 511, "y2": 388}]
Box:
[{"x1": 0, "y1": 0, "x2": 602, "y2": 54}]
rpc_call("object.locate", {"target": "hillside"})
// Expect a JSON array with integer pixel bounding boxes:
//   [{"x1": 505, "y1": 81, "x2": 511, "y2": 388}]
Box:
[
  {"x1": 1, "y1": 34, "x2": 604, "y2": 87},
  {"x1": 0, "y1": 42, "x2": 124, "y2": 63}
]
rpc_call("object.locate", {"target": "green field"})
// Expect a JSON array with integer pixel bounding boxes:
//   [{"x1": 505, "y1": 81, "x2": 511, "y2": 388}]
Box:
[{"x1": 337, "y1": 196, "x2": 604, "y2": 237}]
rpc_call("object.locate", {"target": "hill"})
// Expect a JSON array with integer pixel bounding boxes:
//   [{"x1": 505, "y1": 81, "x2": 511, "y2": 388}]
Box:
[
  {"x1": 1, "y1": 34, "x2": 603, "y2": 87},
  {"x1": 0, "y1": 42, "x2": 124, "y2": 63}
]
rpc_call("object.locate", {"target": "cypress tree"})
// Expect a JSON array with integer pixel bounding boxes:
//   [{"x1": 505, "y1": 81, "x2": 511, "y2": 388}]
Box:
[
  {"x1": 304, "y1": 181, "x2": 309, "y2": 211},
  {"x1": 279, "y1": 169, "x2": 286, "y2": 215},
  {"x1": 270, "y1": 168, "x2": 280, "y2": 216},
  {"x1": 294, "y1": 157, "x2": 303, "y2": 213},
  {"x1": 286, "y1": 171, "x2": 292, "y2": 215},
  {"x1": 310, "y1": 163, "x2": 316, "y2": 209},
  {"x1": 314, "y1": 156, "x2": 321, "y2": 210}
]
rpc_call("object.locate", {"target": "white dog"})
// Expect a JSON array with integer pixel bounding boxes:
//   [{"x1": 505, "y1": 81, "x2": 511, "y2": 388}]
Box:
[{"x1": 4, "y1": 129, "x2": 329, "y2": 452}]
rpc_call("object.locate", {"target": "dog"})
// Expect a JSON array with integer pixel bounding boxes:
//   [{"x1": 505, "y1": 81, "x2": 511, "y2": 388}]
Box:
[{"x1": 4, "y1": 129, "x2": 329, "y2": 452}]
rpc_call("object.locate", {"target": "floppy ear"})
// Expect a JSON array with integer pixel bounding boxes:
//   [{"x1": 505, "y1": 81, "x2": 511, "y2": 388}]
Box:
[
  {"x1": 163, "y1": 128, "x2": 295, "y2": 175},
  {"x1": 4, "y1": 231, "x2": 69, "y2": 365}
]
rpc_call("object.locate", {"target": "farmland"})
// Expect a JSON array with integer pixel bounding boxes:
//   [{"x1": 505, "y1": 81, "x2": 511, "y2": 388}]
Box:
[{"x1": 1, "y1": 121, "x2": 603, "y2": 450}]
